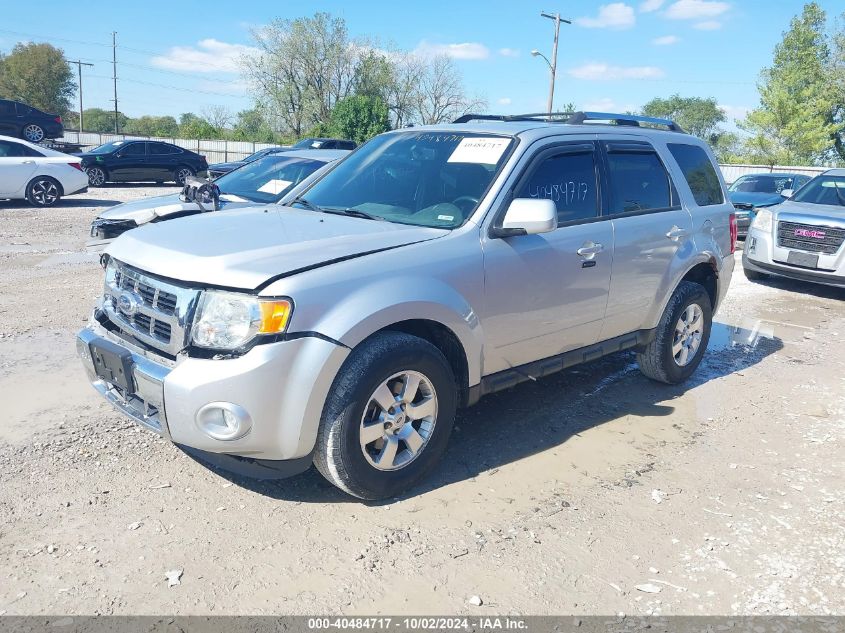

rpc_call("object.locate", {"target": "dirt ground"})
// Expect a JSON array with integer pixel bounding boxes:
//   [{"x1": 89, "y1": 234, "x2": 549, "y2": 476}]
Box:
[{"x1": 0, "y1": 187, "x2": 843, "y2": 617}]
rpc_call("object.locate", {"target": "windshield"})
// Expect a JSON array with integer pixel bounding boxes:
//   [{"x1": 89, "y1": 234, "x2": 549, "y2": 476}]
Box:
[
  {"x1": 790, "y1": 175, "x2": 845, "y2": 208},
  {"x1": 729, "y1": 174, "x2": 795, "y2": 194},
  {"x1": 88, "y1": 140, "x2": 126, "y2": 154},
  {"x1": 294, "y1": 131, "x2": 513, "y2": 228},
  {"x1": 243, "y1": 147, "x2": 280, "y2": 163},
  {"x1": 214, "y1": 155, "x2": 327, "y2": 203}
]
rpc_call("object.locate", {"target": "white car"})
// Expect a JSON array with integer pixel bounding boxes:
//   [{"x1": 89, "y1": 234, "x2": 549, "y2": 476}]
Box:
[{"x1": 0, "y1": 134, "x2": 89, "y2": 207}]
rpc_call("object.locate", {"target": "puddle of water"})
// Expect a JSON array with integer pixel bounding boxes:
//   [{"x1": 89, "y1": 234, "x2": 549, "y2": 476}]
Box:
[
  {"x1": 37, "y1": 251, "x2": 101, "y2": 267},
  {"x1": 709, "y1": 317, "x2": 812, "y2": 353}
]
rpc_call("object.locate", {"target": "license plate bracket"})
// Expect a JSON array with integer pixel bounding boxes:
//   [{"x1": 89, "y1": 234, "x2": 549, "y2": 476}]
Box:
[
  {"x1": 786, "y1": 250, "x2": 819, "y2": 269},
  {"x1": 89, "y1": 338, "x2": 135, "y2": 393}
]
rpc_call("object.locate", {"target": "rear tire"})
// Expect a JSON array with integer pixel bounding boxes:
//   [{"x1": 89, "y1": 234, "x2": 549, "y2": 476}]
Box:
[
  {"x1": 22, "y1": 123, "x2": 45, "y2": 143},
  {"x1": 26, "y1": 176, "x2": 62, "y2": 207},
  {"x1": 174, "y1": 167, "x2": 194, "y2": 186},
  {"x1": 637, "y1": 281, "x2": 712, "y2": 384},
  {"x1": 314, "y1": 332, "x2": 457, "y2": 500},
  {"x1": 87, "y1": 167, "x2": 107, "y2": 187}
]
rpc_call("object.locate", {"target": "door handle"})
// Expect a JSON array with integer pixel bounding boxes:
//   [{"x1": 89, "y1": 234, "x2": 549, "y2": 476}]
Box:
[
  {"x1": 666, "y1": 226, "x2": 689, "y2": 240},
  {"x1": 577, "y1": 242, "x2": 604, "y2": 258},
  {"x1": 22, "y1": 160, "x2": 35, "y2": 164}
]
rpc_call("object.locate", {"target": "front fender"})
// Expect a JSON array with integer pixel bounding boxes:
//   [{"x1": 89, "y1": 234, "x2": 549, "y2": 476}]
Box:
[{"x1": 296, "y1": 275, "x2": 484, "y2": 387}]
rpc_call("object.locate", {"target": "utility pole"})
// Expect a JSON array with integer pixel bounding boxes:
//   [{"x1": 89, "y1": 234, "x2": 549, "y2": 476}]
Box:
[
  {"x1": 539, "y1": 11, "x2": 571, "y2": 115},
  {"x1": 111, "y1": 31, "x2": 119, "y2": 133},
  {"x1": 66, "y1": 59, "x2": 93, "y2": 132}
]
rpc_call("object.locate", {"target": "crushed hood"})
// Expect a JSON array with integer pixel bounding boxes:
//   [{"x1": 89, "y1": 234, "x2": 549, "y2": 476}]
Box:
[
  {"x1": 106, "y1": 206, "x2": 449, "y2": 290},
  {"x1": 96, "y1": 193, "x2": 252, "y2": 225}
]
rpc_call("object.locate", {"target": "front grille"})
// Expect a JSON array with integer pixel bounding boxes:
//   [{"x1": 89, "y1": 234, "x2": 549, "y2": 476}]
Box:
[
  {"x1": 105, "y1": 262, "x2": 199, "y2": 355},
  {"x1": 777, "y1": 221, "x2": 845, "y2": 255}
]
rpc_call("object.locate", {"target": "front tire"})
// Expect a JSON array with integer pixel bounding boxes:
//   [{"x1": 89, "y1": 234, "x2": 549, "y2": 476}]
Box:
[
  {"x1": 87, "y1": 166, "x2": 107, "y2": 187},
  {"x1": 22, "y1": 123, "x2": 45, "y2": 143},
  {"x1": 314, "y1": 332, "x2": 457, "y2": 500},
  {"x1": 637, "y1": 281, "x2": 712, "y2": 384},
  {"x1": 26, "y1": 176, "x2": 61, "y2": 207}
]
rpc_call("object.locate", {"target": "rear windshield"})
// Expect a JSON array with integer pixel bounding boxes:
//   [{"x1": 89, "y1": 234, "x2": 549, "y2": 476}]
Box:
[
  {"x1": 293, "y1": 131, "x2": 514, "y2": 228},
  {"x1": 790, "y1": 176, "x2": 845, "y2": 208},
  {"x1": 215, "y1": 155, "x2": 327, "y2": 203}
]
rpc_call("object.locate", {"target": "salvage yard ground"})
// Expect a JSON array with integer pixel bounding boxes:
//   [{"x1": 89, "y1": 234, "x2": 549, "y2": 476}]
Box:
[{"x1": 0, "y1": 189, "x2": 843, "y2": 615}]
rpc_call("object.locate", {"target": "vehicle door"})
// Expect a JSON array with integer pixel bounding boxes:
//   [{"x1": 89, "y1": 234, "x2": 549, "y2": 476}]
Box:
[
  {"x1": 0, "y1": 139, "x2": 39, "y2": 195},
  {"x1": 599, "y1": 139, "x2": 694, "y2": 340},
  {"x1": 109, "y1": 141, "x2": 147, "y2": 182},
  {"x1": 146, "y1": 142, "x2": 176, "y2": 181},
  {"x1": 480, "y1": 139, "x2": 614, "y2": 373},
  {"x1": 0, "y1": 100, "x2": 18, "y2": 136}
]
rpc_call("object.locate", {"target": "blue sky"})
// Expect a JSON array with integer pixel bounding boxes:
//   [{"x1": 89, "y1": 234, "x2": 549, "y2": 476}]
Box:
[{"x1": 0, "y1": 0, "x2": 840, "y2": 127}]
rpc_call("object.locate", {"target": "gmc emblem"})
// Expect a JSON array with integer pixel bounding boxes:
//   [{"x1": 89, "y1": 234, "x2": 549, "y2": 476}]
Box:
[{"x1": 794, "y1": 228, "x2": 826, "y2": 239}]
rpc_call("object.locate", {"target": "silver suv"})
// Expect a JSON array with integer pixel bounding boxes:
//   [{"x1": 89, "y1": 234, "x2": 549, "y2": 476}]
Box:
[{"x1": 77, "y1": 112, "x2": 736, "y2": 500}]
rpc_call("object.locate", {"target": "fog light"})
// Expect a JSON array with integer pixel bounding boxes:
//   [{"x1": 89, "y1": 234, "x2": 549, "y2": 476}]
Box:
[{"x1": 196, "y1": 402, "x2": 252, "y2": 441}]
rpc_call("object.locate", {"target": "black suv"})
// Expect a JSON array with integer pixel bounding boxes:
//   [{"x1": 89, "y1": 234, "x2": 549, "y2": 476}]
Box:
[
  {"x1": 77, "y1": 140, "x2": 208, "y2": 186},
  {"x1": 0, "y1": 99, "x2": 64, "y2": 143}
]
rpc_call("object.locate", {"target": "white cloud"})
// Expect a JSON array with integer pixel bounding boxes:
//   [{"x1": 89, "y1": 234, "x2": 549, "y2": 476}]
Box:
[
  {"x1": 497, "y1": 97, "x2": 513, "y2": 106},
  {"x1": 640, "y1": 0, "x2": 665, "y2": 12},
  {"x1": 582, "y1": 98, "x2": 639, "y2": 113},
  {"x1": 652, "y1": 35, "x2": 681, "y2": 45},
  {"x1": 664, "y1": 0, "x2": 730, "y2": 20},
  {"x1": 694, "y1": 20, "x2": 723, "y2": 30},
  {"x1": 568, "y1": 62, "x2": 665, "y2": 81},
  {"x1": 498, "y1": 48, "x2": 520, "y2": 58},
  {"x1": 719, "y1": 104, "x2": 750, "y2": 120},
  {"x1": 151, "y1": 38, "x2": 258, "y2": 73},
  {"x1": 575, "y1": 3, "x2": 636, "y2": 29},
  {"x1": 413, "y1": 40, "x2": 490, "y2": 60}
]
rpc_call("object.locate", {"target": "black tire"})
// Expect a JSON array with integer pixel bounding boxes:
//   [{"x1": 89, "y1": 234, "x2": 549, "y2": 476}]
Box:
[
  {"x1": 743, "y1": 265, "x2": 768, "y2": 282},
  {"x1": 174, "y1": 166, "x2": 194, "y2": 186},
  {"x1": 25, "y1": 176, "x2": 62, "y2": 207},
  {"x1": 637, "y1": 281, "x2": 712, "y2": 384},
  {"x1": 86, "y1": 166, "x2": 107, "y2": 187},
  {"x1": 314, "y1": 332, "x2": 457, "y2": 500},
  {"x1": 21, "y1": 123, "x2": 45, "y2": 143}
]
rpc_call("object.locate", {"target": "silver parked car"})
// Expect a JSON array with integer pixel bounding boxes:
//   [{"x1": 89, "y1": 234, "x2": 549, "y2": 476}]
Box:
[
  {"x1": 77, "y1": 112, "x2": 736, "y2": 499},
  {"x1": 743, "y1": 169, "x2": 845, "y2": 287},
  {"x1": 88, "y1": 149, "x2": 349, "y2": 244}
]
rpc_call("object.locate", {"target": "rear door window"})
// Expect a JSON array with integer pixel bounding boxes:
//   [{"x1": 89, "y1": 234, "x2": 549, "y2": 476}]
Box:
[
  {"x1": 667, "y1": 143, "x2": 723, "y2": 206},
  {"x1": 515, "y1": 145, "x2": 600, "y2": 224},
  {"x1": 121, "y1": 142, "x2": 146, "y2": 156},
  {"x1": 605, "y1": 143, "x2": 676, "y2": 214},
  {"x1": 0, "y1": 140, "x2": 42, "y2": 157},
  {"x1": 149, "y1": 142, "x2": 180, "y2": 155}
]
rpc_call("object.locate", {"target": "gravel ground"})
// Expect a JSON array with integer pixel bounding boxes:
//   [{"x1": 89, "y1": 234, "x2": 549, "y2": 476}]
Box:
[{"x1": 0, "y1": 187, "x2": 844, "y2": 616}]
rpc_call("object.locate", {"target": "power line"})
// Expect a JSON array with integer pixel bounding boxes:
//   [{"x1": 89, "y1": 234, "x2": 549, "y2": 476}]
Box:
[{"x1": 86, "y1": 74, "x2": 245, "y2": 99}]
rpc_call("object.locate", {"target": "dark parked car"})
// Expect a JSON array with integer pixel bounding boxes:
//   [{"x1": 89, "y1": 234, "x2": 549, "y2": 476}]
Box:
[
  {"x1": 728, "y1": 172, "x2": 812, "y2": 237},
  {"x1": 207, "y1": 138, "x2": 356, "y2": 177},
  {"x1": 0, "y1": 99, "x2": 64, "y2": 143},
  {"x1": 77, "y1": 140, "x2": 208, "y2": 186}
]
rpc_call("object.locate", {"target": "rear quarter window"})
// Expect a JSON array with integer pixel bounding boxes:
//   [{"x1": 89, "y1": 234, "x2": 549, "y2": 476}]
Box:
[{"x1": 667, "y1": 143, "x2": 724, "y2": 207}]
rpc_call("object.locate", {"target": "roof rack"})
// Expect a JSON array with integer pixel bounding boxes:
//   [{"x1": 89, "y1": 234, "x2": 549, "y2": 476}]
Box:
[{"x1": 452, "y1": 111, "x2": 685, "y2": 133}]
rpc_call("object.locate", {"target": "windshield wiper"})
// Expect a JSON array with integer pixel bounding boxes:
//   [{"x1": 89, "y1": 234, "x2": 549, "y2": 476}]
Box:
[
  {"x1": 290, "y1": 196, "x2": 324, "y2": 213},
  {"x1": 321, "y1": 207, "x2": 384, "y2": 221}
]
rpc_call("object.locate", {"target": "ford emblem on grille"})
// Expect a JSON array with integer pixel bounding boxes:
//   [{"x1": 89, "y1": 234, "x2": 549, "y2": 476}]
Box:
[
  {"x1": 117, "y1": 291, "x2": 141, "y2": 316},
  {"x1": 794, "y1": 228, "x2": 826, "y2": 239}
]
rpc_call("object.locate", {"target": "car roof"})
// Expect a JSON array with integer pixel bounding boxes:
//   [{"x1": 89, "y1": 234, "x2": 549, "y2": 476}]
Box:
[
  {"x1": 274, "y1": 149, "x2": 350, "y2": 162},
  {"x1": 823, "y1": 168, "x2": 845, "y2": 177},
  {"x1": 385, "y1": 120, "x2": 705, "y2": 146}
]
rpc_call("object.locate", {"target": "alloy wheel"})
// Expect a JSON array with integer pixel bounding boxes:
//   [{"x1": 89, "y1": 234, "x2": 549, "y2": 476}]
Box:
[
  {"x1": 176, "y1": 168, "x2": 193, "y2": 185},
  {"x1": 30, "y1": 179, "x2": 59, "y2": 205},
  {"x1": 672, "y1": 303, "x2": 704, "y2": 367},
  {"x1": 87, "y1": 168, "x2": 105, "y2": 186},
  {"x1": 359, "y1": 370, "x2": 438, "y2": 471},
  {"x1": 23, "y1": 124, "x2": 44, "y2": 143}
]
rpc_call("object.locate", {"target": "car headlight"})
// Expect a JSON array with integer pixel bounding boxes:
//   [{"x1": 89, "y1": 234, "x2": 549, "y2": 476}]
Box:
[
  {"x1": 191, "y1": 291, "x2": 293, "y2": 350},
  {"x1": 750, "y1": 208, "x2": 773, "y2": 232}
]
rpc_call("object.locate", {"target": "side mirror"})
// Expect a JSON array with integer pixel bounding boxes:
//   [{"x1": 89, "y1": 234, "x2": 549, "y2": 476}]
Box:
[
  {"x1": 780, "y1": 189, "x2": 794, "y2": 199},
  {"x1": 494, "y1": 198, "x2": 557, "y2": 237}
]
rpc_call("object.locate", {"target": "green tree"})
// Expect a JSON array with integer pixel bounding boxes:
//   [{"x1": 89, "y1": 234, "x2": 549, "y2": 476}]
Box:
[
  {"x1": 0, "y1": 42, "x2": 76, "y2": 114},
  {"x1": 76, "y1": 107, "x2": 128, "y2": 133},
  {"x1": 326, "y1": 94, "x2": 390, "y2": 143},
  {"x1": 231, "y1": 108, "x2": 277, "y2": 142},
  {"x1": 641, "y1": 94, "x2": 726, "y2": 140},
  {"x1": 124, "y1": 115, "x2": 179, "y2": 137},
  {"x1": 177, "y1": 113, "x2": 217, "y2": 139},
  {"x1": 741, "y1": 2, "x2": 839, "y2": 165}
]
